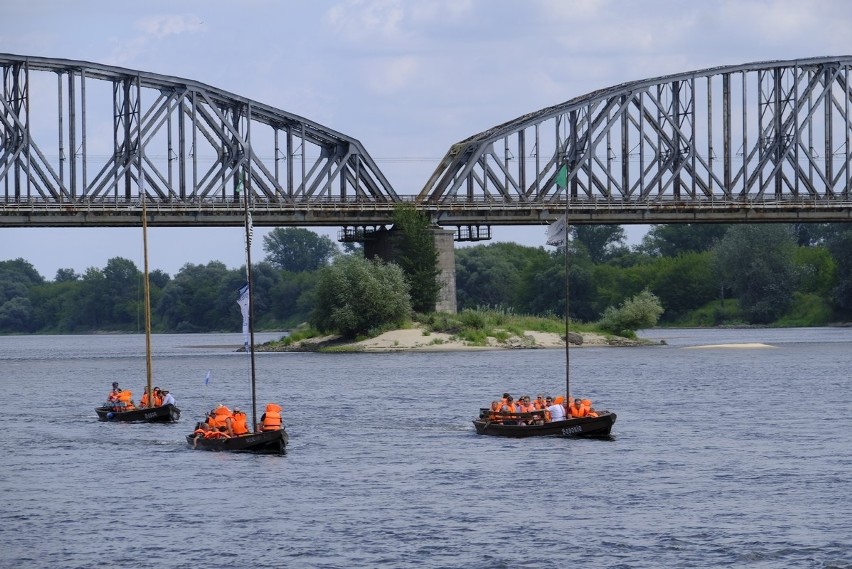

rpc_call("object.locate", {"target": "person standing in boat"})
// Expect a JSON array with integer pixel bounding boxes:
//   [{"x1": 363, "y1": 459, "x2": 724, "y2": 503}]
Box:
[{"x1": 546, "y1": 396, "x2": 566, "y2": 422}]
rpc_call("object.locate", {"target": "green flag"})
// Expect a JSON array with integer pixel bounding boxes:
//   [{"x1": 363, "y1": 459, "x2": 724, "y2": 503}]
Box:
[{"x1": 556, "y1": 164, "x2": 568, "y2": 189}]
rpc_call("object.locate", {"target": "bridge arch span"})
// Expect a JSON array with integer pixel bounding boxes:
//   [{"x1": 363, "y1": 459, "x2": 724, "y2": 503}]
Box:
[
  {"x1": 419, "y1": 56, "x2": 852, "y2": 227},
  {"x1": 0, "y1": 53, "x2": 397, "y2": 227}
]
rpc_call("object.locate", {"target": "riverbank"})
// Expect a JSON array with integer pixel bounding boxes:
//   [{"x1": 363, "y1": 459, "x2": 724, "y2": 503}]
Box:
[{"x1": 256, "y1": 325, "x2": 659, "y2": 352}]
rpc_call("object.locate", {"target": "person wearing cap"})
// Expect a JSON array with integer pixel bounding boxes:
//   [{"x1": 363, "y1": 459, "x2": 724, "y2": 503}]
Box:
[{"x1": 161, "y1": 389, "x2": 176, "y2": 407}]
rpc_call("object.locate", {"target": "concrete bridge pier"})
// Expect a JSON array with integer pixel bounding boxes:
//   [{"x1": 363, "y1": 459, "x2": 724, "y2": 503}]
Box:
[{"x1": 363, "y1": 227, "x2": 457, "y2": 314}]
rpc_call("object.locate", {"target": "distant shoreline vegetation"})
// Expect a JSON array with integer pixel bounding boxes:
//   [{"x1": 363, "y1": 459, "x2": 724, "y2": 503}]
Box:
[{"x1": 3, "y1": 222, "x2": 852, "y2": 335}]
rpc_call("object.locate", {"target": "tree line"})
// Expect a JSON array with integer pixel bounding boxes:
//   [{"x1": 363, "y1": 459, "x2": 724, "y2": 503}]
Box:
[{"x1": 3, "y1": 220, "x2": 852, "y2": 336}]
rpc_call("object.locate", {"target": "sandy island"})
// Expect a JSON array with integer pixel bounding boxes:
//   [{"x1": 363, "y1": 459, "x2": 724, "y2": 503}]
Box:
[{"x1": 260, "y1": 326, "x2": 654, "y2": 352}]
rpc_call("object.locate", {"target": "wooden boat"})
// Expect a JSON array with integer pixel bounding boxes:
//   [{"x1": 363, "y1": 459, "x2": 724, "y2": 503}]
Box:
[
  {"x1": 96, "y1": 404, "x2": 180, "y2": 423},
  {"x1": 473, "y1": 408, "x2": 615, "y2": 438},
  {"x1": 186, "y1": 427, "x2": 288, "y2": 454},
  {"x1": 473, "y1": 205, "x2": 617, "y2": 439},
  {"x1": 95, "y1": 182, "x2": 180, "y2": 423},
  {"x1": 186, "y1": 170, "x2": 288, "y2": 455}
]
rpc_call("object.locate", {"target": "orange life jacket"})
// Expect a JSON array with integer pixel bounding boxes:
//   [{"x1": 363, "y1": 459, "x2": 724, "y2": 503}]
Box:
[
  {"x1": 204, "y1": 430, "x2": 229, "y2": 439},
  {"x1": 261, "y1": 403, "x2": 282, "y2": 431},
  {"x1": 518, "y1": 402, "x2": 534, "y2": 413},
  {"x1": 581, "y1": 399, "x2": 598, "y2": 418},
  {"x1": 140, "y1": 392, "x2": 149, "y2": 407},
  {"x1": 231, "y1": 411, "x2": 249, "y2": 435}
]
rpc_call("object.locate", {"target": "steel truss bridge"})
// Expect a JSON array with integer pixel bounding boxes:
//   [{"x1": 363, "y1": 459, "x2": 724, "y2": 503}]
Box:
[{"x1": 4, "y1": 54, "x2": 852, "y2": 239}]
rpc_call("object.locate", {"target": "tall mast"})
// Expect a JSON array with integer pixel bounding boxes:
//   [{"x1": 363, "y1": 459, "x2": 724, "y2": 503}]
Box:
[
  {"x1": 142, "y1": 186, "x2": 153, "y2": 406},
  {"x1": 242, "y1": 168, "x2": 258, "y2": 433},
  {"x1": 564, "y1": 226, "x2": 570, "y2": 401},
  {"x1": 137, "y1": 74, "x2": 153, "y2": 408}
]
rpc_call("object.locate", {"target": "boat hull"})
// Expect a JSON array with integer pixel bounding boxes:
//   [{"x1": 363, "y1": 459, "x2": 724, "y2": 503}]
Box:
[
  {"x1": 186, "y1": 429, "x2": 288, "y2": 455},
  {"x1": 473, "y1": 411, "x2": 616, "y2": 438},
  {"x1": 95, "y1": 404, "x2": 180, "y2": 423}
]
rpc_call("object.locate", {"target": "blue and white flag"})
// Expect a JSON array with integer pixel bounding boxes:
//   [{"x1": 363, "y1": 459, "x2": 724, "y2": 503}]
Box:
[
  {"x1": 237, "y1": 283, "x2": 250, "y2": 351},
  {"x1": 204, "y1": 370, "x2": 212, "y2": 386}
]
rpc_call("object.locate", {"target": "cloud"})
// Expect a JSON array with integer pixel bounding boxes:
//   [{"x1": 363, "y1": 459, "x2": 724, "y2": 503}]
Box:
[
  {"x1": 105, "y1": 13, "x2": 204, "y2": 66},
  {"x1": 136, "y1": 14, "x2": 205, "y2": 38}
]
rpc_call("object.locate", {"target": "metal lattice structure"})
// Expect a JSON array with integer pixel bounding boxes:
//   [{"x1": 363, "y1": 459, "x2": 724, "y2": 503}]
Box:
[
  {"x1": 0, "y1": 54, "x2": 397, "y2": 227},
  {"x1": 420, "y1": 55, "x2": 852, "y2": 227},
  {"x1": 5, "y1": 55, "x2": 852, "y2": 232}
]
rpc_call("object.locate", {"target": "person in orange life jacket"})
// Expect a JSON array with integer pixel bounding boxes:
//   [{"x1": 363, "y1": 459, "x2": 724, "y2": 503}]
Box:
[
  {"x1": 106, "y1": 382, "x2": 120, "y2": 404},
  {"x1": 259, "y1": 403, "x2": 283, "y2": 431},
  {"x1": 140, "y1": 387, "x2": 151, "y2": 407},
  {"x1": 112, "y1": 388, "x2": 134, "y2": 410},
  {"x1": 498, "y1": 395, "x2": 518, "y2": 425},
  {"x1": 533, "y1": 395, "x2": 547, "y2": 410},
  {"x1": 516, "y1": 396, "x2": 535, "y2": 425},
  {"x1": 230, "y1": 409, "x2": 250, "y2": 436},
  {"x1": 581, "y1": 398, "x2": 599, "y2": 418},
  {"x1": 569, "y1": 398, "x2": 584, "y2": 417},
  {"x1": 152, "y1": 387, "x2": 163, "y2": 407},
  {"x1": 208, "y1": 405, "x2": 234, "y2": 433}
]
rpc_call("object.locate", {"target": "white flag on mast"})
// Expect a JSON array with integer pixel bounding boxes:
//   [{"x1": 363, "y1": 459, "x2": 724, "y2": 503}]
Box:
[
  {"x1": 546, "y1": 215, "x2": 567, "y2": 246},
  {"x1": 237, "y1": 283, "x2": 250, "y2": 352}
]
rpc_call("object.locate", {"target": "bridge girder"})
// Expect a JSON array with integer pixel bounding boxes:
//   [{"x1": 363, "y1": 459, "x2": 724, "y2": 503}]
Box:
[
  {"x1": 0, "y1": 54, "x2": 398, "y2": 210},
  {"x1": 419, "y1": 55, "x2": 852, "y2": 225},
  {"x1": 6, "y1": 55, "x2": 852, "y2": 232}
]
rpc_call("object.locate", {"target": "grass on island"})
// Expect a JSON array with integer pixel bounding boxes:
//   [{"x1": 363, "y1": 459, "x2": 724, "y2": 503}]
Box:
[{"x1": 260, "y1": 309, "x2": 615, "y2": 351}]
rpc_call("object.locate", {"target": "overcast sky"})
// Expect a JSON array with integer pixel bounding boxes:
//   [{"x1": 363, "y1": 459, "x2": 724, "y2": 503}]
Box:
[{"x1": 3, "y1": 0, "x2": 852, "y2": 279}]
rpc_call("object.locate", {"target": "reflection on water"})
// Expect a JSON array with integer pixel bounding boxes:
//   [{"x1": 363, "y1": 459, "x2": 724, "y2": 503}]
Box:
[{"x1": 1, "y1": 329, "x2": 851, "y2": 568}]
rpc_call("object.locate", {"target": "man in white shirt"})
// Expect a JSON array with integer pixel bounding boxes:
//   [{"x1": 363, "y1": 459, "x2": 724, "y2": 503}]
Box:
[
  {"x1": 161, "y1": 390, "x2": 176, "y2": 406},
  {"x1": 546, "y1": 397, "x2": 566, "y2": 422}
]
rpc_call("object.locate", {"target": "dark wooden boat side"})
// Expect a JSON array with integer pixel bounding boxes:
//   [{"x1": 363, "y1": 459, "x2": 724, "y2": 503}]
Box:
[
  {"x1": 185, "y1": 429, "x2": 288, "y2": 455},
  {"x1": 95, "y1": 404, "x2": 180, "y2": 423},
  {"x1": 473, "y1": 410, "x2": 616, "y2": 438}
]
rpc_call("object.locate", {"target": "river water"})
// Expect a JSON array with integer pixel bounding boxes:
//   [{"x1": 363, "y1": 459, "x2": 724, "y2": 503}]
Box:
[{"x1": 1, "y1": 328, "x2": 850, "y2": 568}]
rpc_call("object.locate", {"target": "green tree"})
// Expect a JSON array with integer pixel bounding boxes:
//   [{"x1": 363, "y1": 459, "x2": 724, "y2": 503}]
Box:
[
  {"x1": 157, "y1": 262, "x2": 240, "y2": 332},
  {"x1": 263, "y1": 228, "x2": 339, "y2": 272},
  {"x1": 455, "y1": 243, "x2": 548, "y2": 311},
  {"x1": 646, "y1": 251, "x2": 718, "y2": 321},
  {"x1": 825, "y1": 227, "x2": 852, "y2": 317},
  {"x1": 310, "y1": 255, "x2": 411, "y2": 337},
  {"x1": 713, "y1": 224, "x2": 797, "y2": 323},
  {"x1": 54, "y1": 268, "x2": 80, "y2": 282},
  {"x1": 391, "y1": 203, "x2": 441, "y2": 313},
  {"x1": 639, "y1": 224, "x2": 730, "y2": 257},
  {"x1": 570, "y1": 225, "x2": 627, "y2": 263},
  {"x1": 269, "y1": 270, "x2": 319, "y2": 326},
  {"x1": 597, "y1": 289, "x2": 664, "y2": 337}
]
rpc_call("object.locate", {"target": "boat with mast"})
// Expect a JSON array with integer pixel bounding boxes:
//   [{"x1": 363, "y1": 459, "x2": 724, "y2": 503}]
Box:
[
  {"x1": 95, "y1": 183, "x2": 180, "y2": 423},
  {"x1": 186, "y1": 169, "x2": 288, "y2": 455},
  {"x1": 473, "y1": 203, "x2": 616, "y2": 438}
]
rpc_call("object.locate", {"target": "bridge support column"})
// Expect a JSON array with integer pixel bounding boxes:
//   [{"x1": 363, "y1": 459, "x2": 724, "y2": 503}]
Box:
[{"x1": 364, "y1": 227, "x2": 457, "y2": 314}]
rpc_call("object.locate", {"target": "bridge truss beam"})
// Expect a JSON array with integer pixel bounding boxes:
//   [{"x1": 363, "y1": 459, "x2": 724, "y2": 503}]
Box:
[
  {"x1": 419, "y1": 56, "x2": 852, "y2": 226},
  {"x1": 0, "y1": 54, "x2": 398, "y2": 218}
]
